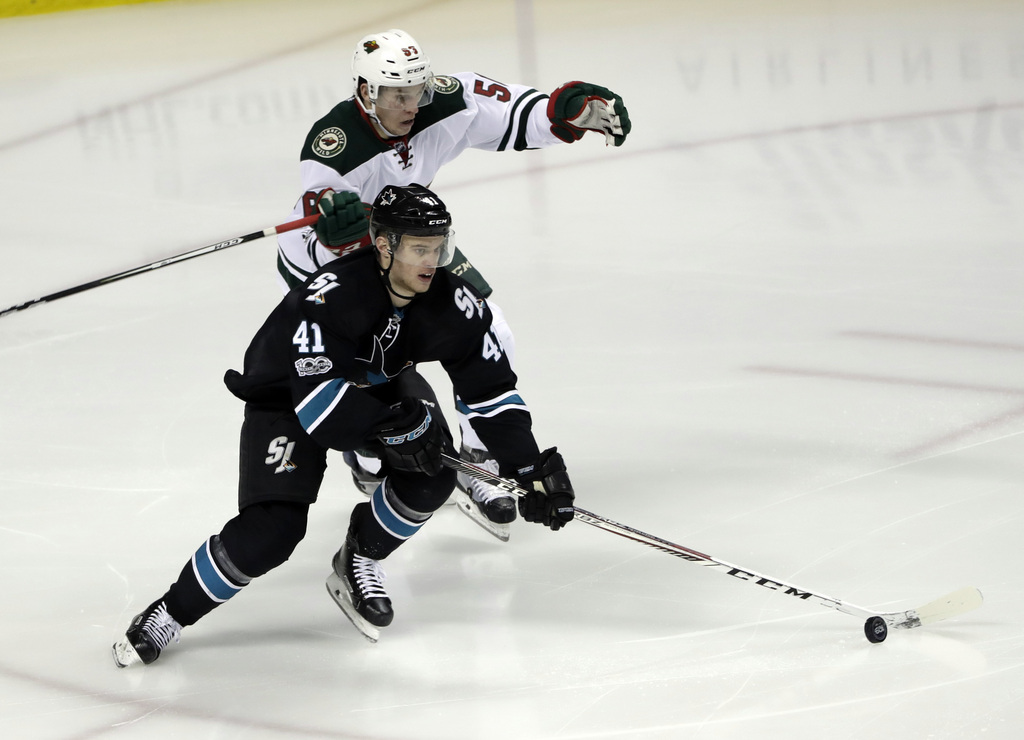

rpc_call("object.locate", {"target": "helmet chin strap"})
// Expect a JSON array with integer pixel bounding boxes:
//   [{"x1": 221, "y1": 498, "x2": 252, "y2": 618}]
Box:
[
  {"x1": 357, "y1": 94, "x2": 403, "y2": 138},
  {"x1": 379, "y1": 250, "x2": 417, "y2": 301}
]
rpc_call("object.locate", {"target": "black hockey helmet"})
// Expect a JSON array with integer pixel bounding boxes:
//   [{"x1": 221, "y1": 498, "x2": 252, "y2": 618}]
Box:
[
  {"x1": 370, "y1": 184, "x2": 455, "y2": 301},
  {"x1": 369, "y1": 184, "x2": 452, "y2": 241}
]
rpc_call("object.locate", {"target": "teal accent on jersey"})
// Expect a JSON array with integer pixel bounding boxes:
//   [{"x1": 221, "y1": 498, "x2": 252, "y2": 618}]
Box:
[
  {"x1": 296, "y1": 377, "x2": 350, "y2": 434},
  {"x1": 456, "y1": 391, "x2": 529, "y2": 419}
]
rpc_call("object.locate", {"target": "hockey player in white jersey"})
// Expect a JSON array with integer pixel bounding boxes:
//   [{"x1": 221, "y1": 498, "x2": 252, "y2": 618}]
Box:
[{"x1": 276, "y1": 29, "x2": 629, "y2": 541}]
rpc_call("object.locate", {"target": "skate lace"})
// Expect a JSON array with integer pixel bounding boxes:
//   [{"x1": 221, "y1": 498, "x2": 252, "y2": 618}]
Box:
[
  {"x1": 467, "y1": 476, "x2": 511, "y2": 505},
  {"x1": 461, "y1": 457, "x2": 512, "y2": 505},
  {"x1": 142, "y1": 603, "x2": 182, "y2": 650},
  {"x1": 351, "y1": 554, "x2": 388, "y2": 599}
]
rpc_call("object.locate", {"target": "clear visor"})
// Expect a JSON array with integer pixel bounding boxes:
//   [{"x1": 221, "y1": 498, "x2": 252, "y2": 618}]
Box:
[
  {"x1": 373, "y1": 81, "x2": 435, "y2": 110},
  {"x1": 387, "y1": 232, "x2": 454, "y2": 269}
]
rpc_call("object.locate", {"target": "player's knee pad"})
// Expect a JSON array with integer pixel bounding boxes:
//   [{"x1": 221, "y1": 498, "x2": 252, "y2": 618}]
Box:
[
  {"x1": 350, "y1": 471, "x2": 455, "y2": 559},
  {"x1": 388, "y1": 467, "x2": 457, "y2": 513},
  {"x1": 218, "y1": 500, "x2": 310, "y2": 578}
]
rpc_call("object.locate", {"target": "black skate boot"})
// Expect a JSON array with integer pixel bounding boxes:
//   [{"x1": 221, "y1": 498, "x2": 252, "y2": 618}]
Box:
[
  {"x1": 112, "y1": 600, "x2": 182, "y2": 667},
  {"x1": 326, "y1": 533, "x2": 393, "y2": 643},
  {"x1": 342, "y1": 450, "x2": 383, "y2": 496},
  {"x1": 454, "y1": 445, "x2": 516, "y2": 542}
]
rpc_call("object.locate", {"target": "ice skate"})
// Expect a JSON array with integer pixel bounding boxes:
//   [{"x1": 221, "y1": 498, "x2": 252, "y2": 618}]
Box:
[
  {"x1": 454, "y1": 446, "x2": 516, "y2": 542},
  {"x1": 342, "y1": 450, "x2": 383, "y2": 496},
  {"x1": 326, "y1": 534, "x2": 393, "y2": 643},
  {"x1": 112, "y1": 600, "x2": 182, "y2": 667}
]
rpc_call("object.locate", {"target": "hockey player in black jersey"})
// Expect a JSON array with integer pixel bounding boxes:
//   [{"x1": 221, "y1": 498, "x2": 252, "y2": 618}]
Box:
[
  {"x1": 277, "y1": 28, "x2": 629, "y2": 541},
  {"x1": 112, "y1": 184, "x2": 575, "y2": 665}
]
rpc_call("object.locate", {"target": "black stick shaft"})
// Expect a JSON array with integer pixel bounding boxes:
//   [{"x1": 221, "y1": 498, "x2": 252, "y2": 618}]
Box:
[
  {"x1": 443, "y1": 453, "x2": 983, "y2": 629},
  {"x1": 440, "y1": 453, "x2": 874, "y2": 618},
  {"x1": 1, "y1": 214, "x2": 319, "y2": 318}
]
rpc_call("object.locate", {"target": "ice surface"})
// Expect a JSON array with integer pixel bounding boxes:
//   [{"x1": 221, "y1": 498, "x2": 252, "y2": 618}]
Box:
[{"x1": 1, "y1": 1, "x2": 1022, "y2": 738}]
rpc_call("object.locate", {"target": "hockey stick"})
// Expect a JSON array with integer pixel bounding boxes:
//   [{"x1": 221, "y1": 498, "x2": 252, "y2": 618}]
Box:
[
  {"x1": 441, "y1": 453, "x2": 983, "y2": 643},
  {"x1": 0, "y1": 214, "x2": 319, "y2": 318}
]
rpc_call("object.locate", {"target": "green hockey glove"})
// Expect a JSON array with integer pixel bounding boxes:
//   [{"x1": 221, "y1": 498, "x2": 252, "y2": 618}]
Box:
[
  {"x1": 315, "y1": 189, "x2": 369, "y2": 254},
  {"x1": 547, "y1": 81, "x2": 631, "y2": 146}
]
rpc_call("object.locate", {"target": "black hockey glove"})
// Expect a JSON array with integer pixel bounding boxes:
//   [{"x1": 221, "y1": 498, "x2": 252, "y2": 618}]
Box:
[
  {"x1": 315, "y1": 189, "x2": 369, "y2": 254},
  {"x1": 547, "y1": 81, "x2": 631, "y2": 147},
  {"x1": 373, "y1": 398, "x2": 449, "y2": 476},
  {"x1": 514, "y1": 448, "x2": 575, "y2": 531}
]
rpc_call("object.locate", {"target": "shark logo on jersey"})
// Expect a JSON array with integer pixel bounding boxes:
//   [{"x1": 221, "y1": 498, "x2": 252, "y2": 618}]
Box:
[
  {"x1": 355, "y1": 314, "x2": 412, "y2": 384},
  {"x1": 432, "y1": 75, "x2": 459, "y2": 94},
  {"x1": 313, "y1": 127, "x2": 346, "y2": 158}
]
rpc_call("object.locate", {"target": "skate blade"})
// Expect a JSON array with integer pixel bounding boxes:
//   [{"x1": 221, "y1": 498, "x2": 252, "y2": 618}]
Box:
[
  {"x1": 112, "y1": 637, "x2": 143, "y2": 668},
  {"x1": 453, "y1": 489, "x2": 511, "y2": 543},
  {"x1": 325, "y1": 574, "x2": 380, "y2": 643}
]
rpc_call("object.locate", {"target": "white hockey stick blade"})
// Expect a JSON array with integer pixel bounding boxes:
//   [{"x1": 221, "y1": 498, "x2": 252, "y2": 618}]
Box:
[
  {"x1": 881, "y1": 587, "x2": 984, "y2": 630},
  {"x1": 440, "y1": 454, "x2": 985, "y2": 638}
]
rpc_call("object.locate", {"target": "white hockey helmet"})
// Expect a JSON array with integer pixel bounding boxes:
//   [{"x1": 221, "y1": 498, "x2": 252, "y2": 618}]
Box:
[{"x1": 352, "y1": 29, "x2": 434, "y2": 111}]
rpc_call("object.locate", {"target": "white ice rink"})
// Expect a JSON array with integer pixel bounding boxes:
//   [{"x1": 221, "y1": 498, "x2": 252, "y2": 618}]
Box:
[{"x1": 1, "y1": 0, "x2": 1023, "y2": 737}]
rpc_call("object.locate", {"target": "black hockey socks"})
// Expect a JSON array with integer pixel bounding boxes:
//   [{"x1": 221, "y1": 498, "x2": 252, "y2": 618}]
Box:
[
  {"x1": 163, "y1": 535, "x2": 250, "y2": 626},
  {"x1": 351, "y1": 476, "x2": 443, "y2": 560},
  {"x1": 163, "y1": 501, "x2": 309, "y2": 626}
]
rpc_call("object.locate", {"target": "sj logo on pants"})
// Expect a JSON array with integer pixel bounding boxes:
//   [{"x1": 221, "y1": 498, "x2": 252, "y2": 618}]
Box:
[{"x1": 266, "y1": 436, "x2": 297, "y2": 474}]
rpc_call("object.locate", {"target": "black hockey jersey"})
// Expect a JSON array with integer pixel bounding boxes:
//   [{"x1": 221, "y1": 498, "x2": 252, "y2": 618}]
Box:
[{"x1": 226, "y1": 248, "x2": 541, "y2": 474}]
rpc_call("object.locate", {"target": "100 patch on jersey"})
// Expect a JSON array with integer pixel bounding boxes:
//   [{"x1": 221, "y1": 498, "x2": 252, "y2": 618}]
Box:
[{"x1": 295, "y1": 356, "x2": 333, "y2": 377}]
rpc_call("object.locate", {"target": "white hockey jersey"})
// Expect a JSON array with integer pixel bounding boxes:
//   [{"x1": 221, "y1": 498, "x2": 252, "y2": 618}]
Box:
[{"x1": 275, "y1": 72, "x2": 564, "y2": 291}]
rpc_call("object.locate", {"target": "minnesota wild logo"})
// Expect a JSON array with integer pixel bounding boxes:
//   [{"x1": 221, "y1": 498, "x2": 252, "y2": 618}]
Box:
[
  {"x1": 363, "y1": 40, "x2": 380, "y2": 54},
  {"x1": 313, "y1": 127, "x2": 346, "y2": 158},
  {"x1": 432, "y1": 75, "x2": 460, "y2": 94}
]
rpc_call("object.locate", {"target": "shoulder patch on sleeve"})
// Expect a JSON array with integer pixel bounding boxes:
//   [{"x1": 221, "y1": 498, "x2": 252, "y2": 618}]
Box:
[
  {"x1": 432, "y1": 75, "x2": 461, "y2": 94},
  {"x1": 313, "y1": 127, "x2": 347, "y2": 158}
]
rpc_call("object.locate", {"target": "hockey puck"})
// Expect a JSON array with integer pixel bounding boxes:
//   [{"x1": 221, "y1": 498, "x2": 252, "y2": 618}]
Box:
[{"x1": 864, "y1": 616, "x2": 888, "y2": 643}]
